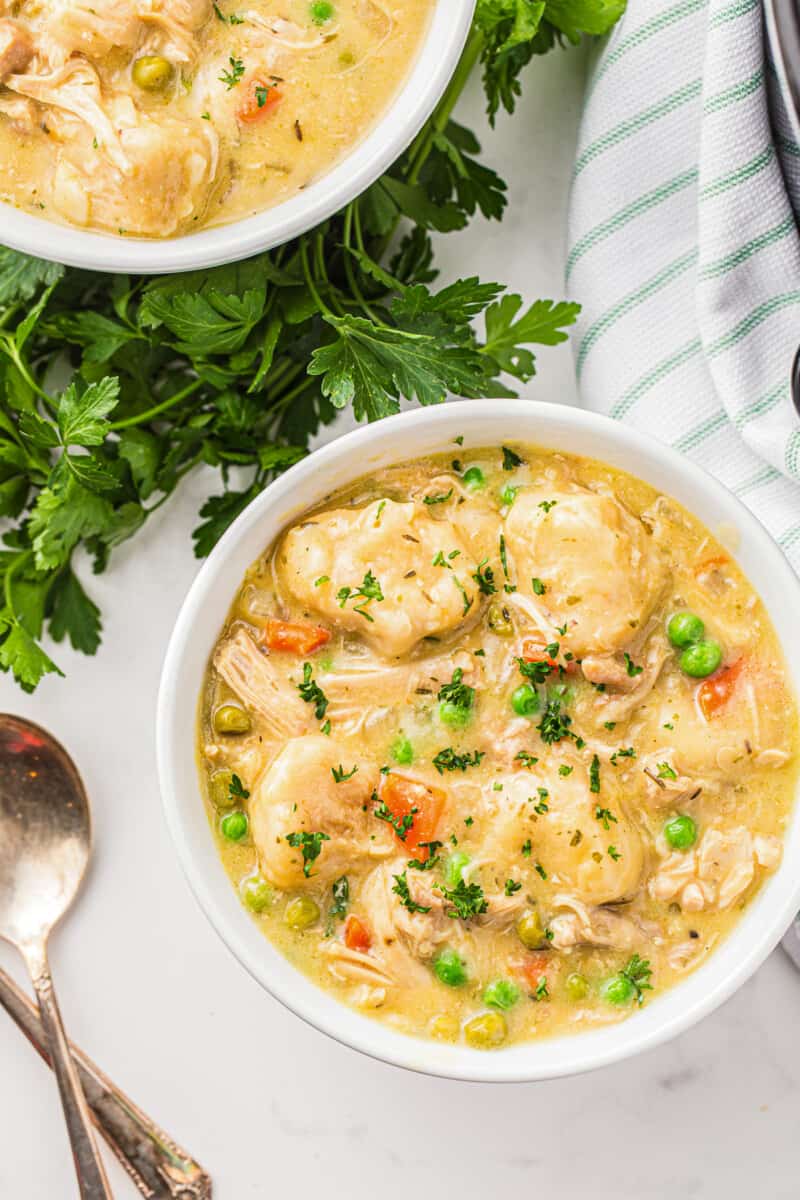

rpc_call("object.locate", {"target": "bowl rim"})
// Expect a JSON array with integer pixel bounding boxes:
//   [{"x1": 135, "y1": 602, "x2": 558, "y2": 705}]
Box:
[
  {"x1": 157, "y1": 399, "x2": 800, "y2": 1082},
  {"x1": 0, "y1": 0, "x2": 475, "y2": 275}
]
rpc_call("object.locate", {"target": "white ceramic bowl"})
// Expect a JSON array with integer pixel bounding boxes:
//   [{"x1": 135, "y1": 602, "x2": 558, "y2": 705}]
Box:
[
  {"x1": 0, "y1": 1, "x2": 475, "y2": 275},
  {"x1": 157, "y1": 400, "x2": 800, "y2": 1082}
]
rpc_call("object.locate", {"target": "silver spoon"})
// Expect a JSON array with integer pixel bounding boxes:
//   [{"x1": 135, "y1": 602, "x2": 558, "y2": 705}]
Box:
[{"x1": 0, "y1": 713, "x2": 112, "y2": 1198}]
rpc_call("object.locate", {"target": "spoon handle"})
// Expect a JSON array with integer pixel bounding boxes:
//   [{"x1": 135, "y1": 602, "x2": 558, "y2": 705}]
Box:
[
  {"x1": 22, "y1": 942, "x2": 114, "y2": 1199},
  {"x1": 0, "y1": 965, "x2": 212, "y2": 1199}
]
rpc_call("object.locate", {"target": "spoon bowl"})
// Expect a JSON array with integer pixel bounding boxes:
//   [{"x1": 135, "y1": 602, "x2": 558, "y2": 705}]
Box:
[
  {"x1": 0, "y1": 716, "x2": 91, "y2": 950},
  {"x1": 0, "y1": 714, "x2": 112, "y2": 1199}
]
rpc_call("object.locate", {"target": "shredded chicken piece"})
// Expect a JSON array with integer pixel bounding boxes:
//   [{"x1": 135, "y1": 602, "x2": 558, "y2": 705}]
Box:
[
  {"x1": 250, "y1": 735, "x2": 393, "y2": 889},
  {"x1": 356, "y1": 859, "x2": 452, "y2": 987},
  {"x1": 548, "y1": 899, "x2": 646, "y2": 952},
  {"x1": 321, "y1": 648, "x2": 474, "y2": 725},
  {"x1": 29, "y1": 0, "x2": 211, "y2": 63},
  {"x1": 0, "y1": 18, "x2": 32, "y2": 80},
  {"x1": 648, "y1": 826, "x2": 782, "y2": 912},
  {"x1": 588, "y1": 637, "x2": 670, "y2": 724},
  {"x1": 214, "y1": 627, "x2": 309, "y2": 741}
]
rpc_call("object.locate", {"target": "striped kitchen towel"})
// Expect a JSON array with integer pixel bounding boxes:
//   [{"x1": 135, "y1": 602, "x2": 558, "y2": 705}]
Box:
[{"x1": 567, "y1": 0, "x2": 800, "y2": 571}]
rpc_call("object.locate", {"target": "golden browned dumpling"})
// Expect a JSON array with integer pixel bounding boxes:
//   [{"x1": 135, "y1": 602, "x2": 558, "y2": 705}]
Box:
[
  {"x1": 277, "y1": 498, "x2": 482, "y2": 658},
  {"x1": 504, "y1": 488, "x2": 662, "y2": 658}
]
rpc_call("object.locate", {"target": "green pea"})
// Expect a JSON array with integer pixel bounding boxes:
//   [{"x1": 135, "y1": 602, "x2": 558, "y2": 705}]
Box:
[
  {"x1": 462, "y1": 466, "x2": 486, "y2": 490},
  {"x1": 213, "y1": 704, "x2": 251, "y2": 735},
  {"x1": 511, "y1": 683, "x2": 539, "y2": 717},
  {"x1": 516, "y1": 909, "x2": 546, "y2": 949},
  {"x1": 565, "y1": 972, "x2": 588, "y2": 1001},
  {"x1": 132, "y1": 54, "x2": 175, "y2": 91},
  {"x1": 444, "y1": 851, "x2": 471, "y2": 889},
  {"x1": 483, "y1": 979, "x2": 520, "y2": 1011},
  {"x1": 667, "y1": 610, "x2": 705, "y2": 649},
  {"x1": 391, "y1": 734, "x2": 414, "y2": 765},
  {"x1": 600, "y1": 973, "x2": 636, "y2": 1006},
  {"x1": 433, "y1": 947, "x2": 468, "y2": 987},
  {"x1": 310, "y1": 0, "x2": 334, "y2": 22},
  {"x1": 499, "y1": 483, "x2": 518, "y2": 507},
  {"x1": 464, "y1": 1010, "x2": 507, "y2": 1049},
  {"x1": 220, "y1": 810, "x2": 248, "y2": 842},
  {"x1": 241, "y1": 872, "x2": 273, "y2": 913},
  {"x1": 663, "y1": 813, "x2": 697, "y2": 851},
  {"x1": 487, "y1": 601, "x2": 514, "y2": 637},
  {"x1": 679, "y1": 639, "x2": 722, "y2": 678},
  {"x1": 284, "y1": 895, "x2": 320, "y2": 930},
  {"x1": 438, "y1": 700, "x2": 471, "y2": 728},
  {"x1": 209, "y1": 769, "x2": 236, "y2": 809}
]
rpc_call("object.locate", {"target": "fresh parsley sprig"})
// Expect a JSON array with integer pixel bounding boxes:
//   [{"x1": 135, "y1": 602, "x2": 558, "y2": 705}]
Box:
[{"x1": 0, "y1": 0, "x2": 624, "y2": 692}]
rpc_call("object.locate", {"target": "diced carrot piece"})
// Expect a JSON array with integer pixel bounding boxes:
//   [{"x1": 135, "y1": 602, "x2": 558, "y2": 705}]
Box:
[
  {"x1": 521, "y1": 635, "x2": 577, "y2": 674},
  {"x1": 263, "y1": 619, "x2": 330, "y2": 655},
  {"x1": 378, "y1": 773, "x2": 446, "y2": 857},
  {"x1": 344, "y1": 915, "x2": 371, "y2": 953},
  {"x1": 237, "y1": 78, "x2": 282, "y2": 124},
  {"x1": 513, "y1": 953, "x2": 552, "y2": 993},
  {"x1": 694, "y1": 554, "x2": 730, "y2": 577},
  {"x1": 697, "y1": 659, "x2": 744, "y2": 720}
]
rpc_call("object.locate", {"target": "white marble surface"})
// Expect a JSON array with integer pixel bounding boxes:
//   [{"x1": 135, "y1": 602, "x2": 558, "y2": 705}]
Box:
[{"x1": 2, "y1": 43, "x2": 799, "y2": 1200}]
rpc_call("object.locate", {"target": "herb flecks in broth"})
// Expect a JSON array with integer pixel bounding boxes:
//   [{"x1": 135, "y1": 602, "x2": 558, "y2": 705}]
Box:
[{"x1": 199, "y1": 445, "x2": 799, "y2": 1049}]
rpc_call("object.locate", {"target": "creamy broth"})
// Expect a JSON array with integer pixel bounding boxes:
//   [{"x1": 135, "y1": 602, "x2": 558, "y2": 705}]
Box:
[
  {"x1": 0, "y1": 0, "x2": 431, "y2": 236},
  {"x1": 198, "y1": 445, "x2": 798, "y2": 1049}
]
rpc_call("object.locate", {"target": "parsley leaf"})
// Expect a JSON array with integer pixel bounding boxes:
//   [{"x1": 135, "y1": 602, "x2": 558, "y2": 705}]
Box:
[
  {"x1": 285, "y1": 830, "x2": 330, "y2": 877},
  {"x1": 432, "y1": 747, "x2": 485, "y2": 774},
  {"x1": 438, "y1": 877, "x2": 488, "y2": 920},
  {"x1": 392, "y1": 871, "x2": 432, "y2": 913},
  {"x1": 298, "y1": 662, "x2": 329, "y2": 719}
]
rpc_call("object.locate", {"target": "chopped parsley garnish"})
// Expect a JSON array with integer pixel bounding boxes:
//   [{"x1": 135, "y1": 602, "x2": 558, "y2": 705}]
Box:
[
  {"x1": 499, "y1": 534, "x2": 510, "y2": 578},
  {"x1": 537, "y1": 698, "x2": 575, "y2": 744},
  {"x1": 453, "y1": 576, "x2": 473, "y2": 616},
  {"x1": 298, "y1": 662, "x2": 328, "y2": 719},
  {"x1": 663, "y1": 722, "x2": 674, "y2": 731},
  {"x1": 608, "y1": 845, "x2": 621, "y2": 860},
  {"x1": 438, "y1": 877, "x2": 488, "y2": 920},
  {"x1": 213, "y1": 4, "x2": 245, "y2": 21},
  {"x1": 314, "y1": 575, "x2": 330, "y2": 587},
  {"x1": 538, "y1": 499, "x2": 557, "y2": 513},
  {"x1": 533, "y1": 795, "x2": 549, "y2": 814},
  {"x1": 423, "y1": 488, "x2": 453, "y2": 505},
  {"x1": 254, "y1": 84, "x2": 273, "y2": 107},
  {"x1": 589, "y1": 754, "x2": 601, "y2": 794},
  {"x1": 320, "y1": 719, "x2": 331, "y2": 736},
  {"x1": 558, "y1": 764, "x2": 573, "y2": 777},
  {"x1": 610, "y1": 746, "x2": 636, "y2": 765},
  {"x1": 432, "y1": 747, "x2": 485, "y2": 774},
  {"x1": 533, "y1": 975, "x2": 549, "y2": 1001},
  {"x1": 604, "y1": 720, "x2": 617, "y2": 731},
  {"x1": 337, "y1": 570, "x2": 384, "y2": 622},
  {"x1": 502, "y1": 446, "x2": 523, "y2": 470},
  {"x1": 285, "y1": 830, "x2": 330, "y2": 877},
  {"x1": 621, "y1": 954, "x2": 653, "y2": 1004},
  {"x1": 624, "y1": 652, "x2": 644, "y2": 677},
  {"x1": 472, "y1": 559, "x2": 497, "y2": 596},
  {"x1": 373, "y1": 796, "x2": 417, "y2": 840},
  {"x1": 657, "y1": 761, "x2": 678, "y2": 780},
  {"x1": 504, "y1": 878, "x2": 522, "y2": 895},
  {"x1": 325, "y1": 875, "x2": 349, "y2": 933},
  {"x1": 228, "y1": 773, "x2": 250, "y2": 801},
  {"x1": 521, "y1": 839, "x2": 532, "y2": 857},
  {"x1": 407, "y1": 841, "x2": 442, "y2": 871},
  {"x1": 516, "y1": 655, "x2": 554, "y2": 684},
  {"x1": 219, "y1": 55, "x2": 245, "y2": 88},
  {"x1": 594, "y1": 805, "x2": 617, "y2": 830},
  {"x1": 534, "y1": 861, "x2": 547, "y2": 880},
  {"x1": 531, "y1": 576, "x2": 546, "y2": 595},
  {"x1": 331, "y1": 763, "x2": 358, "y2": 783},
  {"x1": 432, "y1": 550, "x2": 451, "y2": 569},
  {"x1": 392, "y1": 871, "x2": 431, "y2": 913},
  {"x1": 437, "y1": 667, "x2": 475, "y2": 712},
  {"x1": 515, "y1": 751, "x2": 539, "y2": 768}
]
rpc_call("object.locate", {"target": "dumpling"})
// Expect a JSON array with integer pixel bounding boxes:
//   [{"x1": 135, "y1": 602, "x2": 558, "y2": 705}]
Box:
[
  {"x1": 504, "y1": 488, "x2": 662, "y2": 658},
  {"x1": 249, "y1": 735, "x2": 393, "y2": 889},
  {"x1": 478, "y1": 759, "x2": 644, "y2": 906},
  {"x1": 276, "y1": 498, "x2": 482, "y2": 658}
]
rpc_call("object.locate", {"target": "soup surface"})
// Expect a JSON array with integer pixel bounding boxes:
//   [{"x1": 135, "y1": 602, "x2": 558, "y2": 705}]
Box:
[
  {"x1": 199, "y1": 444, "x2": 798, "y2": 1049},
  {"x1": 0, "y1": 0, "x2": 431, "y2": 236}
]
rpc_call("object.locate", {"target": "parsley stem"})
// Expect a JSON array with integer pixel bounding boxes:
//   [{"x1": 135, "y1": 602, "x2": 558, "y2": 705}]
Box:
[
  {"x1": 0, "y1": 337, "x2": 54, "y2": 407},
  {"x1": 299, "y1": 239, "x2": 333, "y2": 318},
  {"x1": 342, "y1": 206, "x2": 381, "y2": 323},
  {"x1": 406, "y1": 26, "x2": 485, "y2": 186},
  {"x1": 3, "y1": 550, "x2": 32, "y2": 616},
  {"x1": 108, "y1": 377, "x2": 203, "y2": 430}
]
